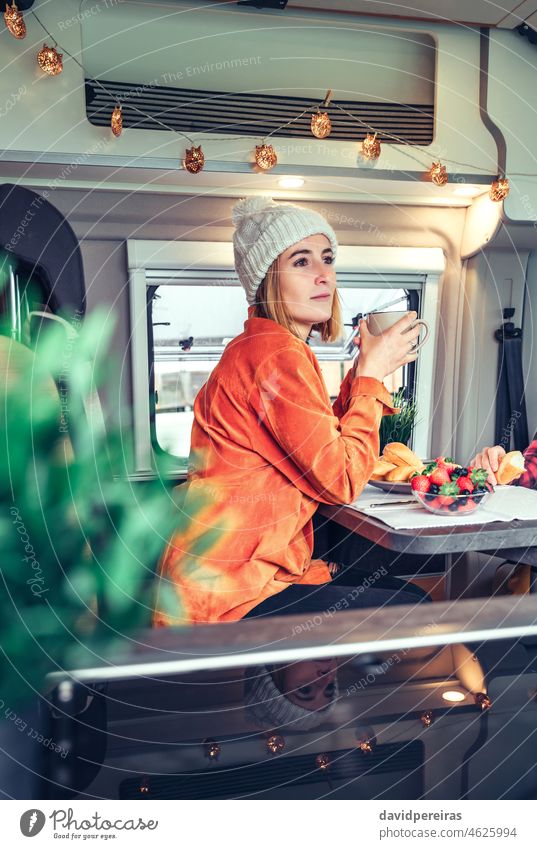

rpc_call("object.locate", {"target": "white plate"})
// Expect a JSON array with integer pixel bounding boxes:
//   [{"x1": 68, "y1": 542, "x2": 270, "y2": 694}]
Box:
[{"x1": 368, "y1": 479, "x2": 413, "y2": 495}]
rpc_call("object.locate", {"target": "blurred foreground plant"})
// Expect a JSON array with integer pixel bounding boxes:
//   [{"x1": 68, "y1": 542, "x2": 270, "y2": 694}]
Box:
[{"x1": 0, "y1": 305, "x2": 216, "y2": 708}]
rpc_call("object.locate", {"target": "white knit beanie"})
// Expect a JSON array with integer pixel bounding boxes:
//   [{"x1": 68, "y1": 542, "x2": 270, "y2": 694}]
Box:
[
  {"x1": 243, "y1": 664, "x2": 339, "y2": 731},
  {"x1": 232, "y1": 196, "x2": 338, "y2": 305}
]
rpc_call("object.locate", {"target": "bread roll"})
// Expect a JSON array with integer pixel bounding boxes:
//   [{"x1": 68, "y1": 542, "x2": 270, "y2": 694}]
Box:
[
  {"x1": 383, "y1": 442, "x2": 421, "y2": 469},
  {"x1": 385, "y1": 464, "x2": 416, "y2": 482},
  {"x1": 496, "y1": 450, "x2": 525, "y2": 485},
  {"x1": 372, "y1": 458, "x2": 397, "y2": 477}
]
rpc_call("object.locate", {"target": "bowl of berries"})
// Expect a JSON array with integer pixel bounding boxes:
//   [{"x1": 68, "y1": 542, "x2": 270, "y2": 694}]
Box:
[{"x1": 410, "y1": 458, "x2": 494, "y2": 516}]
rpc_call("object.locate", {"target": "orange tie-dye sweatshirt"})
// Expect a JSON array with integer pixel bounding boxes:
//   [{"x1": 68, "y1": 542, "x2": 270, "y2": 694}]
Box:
[{"x1": 153, "y1": 312, "x2": 396, "y2": 626}]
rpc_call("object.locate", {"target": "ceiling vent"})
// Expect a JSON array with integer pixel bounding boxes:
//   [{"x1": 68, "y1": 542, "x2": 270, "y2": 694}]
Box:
[{"x1": 85, "y1": 79, "x2": 433, "y2": 145}]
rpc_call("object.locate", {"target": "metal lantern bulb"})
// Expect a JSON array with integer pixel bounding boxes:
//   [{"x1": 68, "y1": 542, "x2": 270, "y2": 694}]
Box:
[
  {"x1": 474, "y1": 692, "x2": 492, "y2": 711},
  {"x1": 183, "y1": 145, "x2": 205, "y2": 174},
  {"x1": 4, "y1": 2, "x2": 25, "y2": 39},
  {"x1": 315, "y1": 753, "x2": 331, "y2": 771},
  {"x1": 37, "y1": 43, "x2": 63, "y2": 76},
  {"x1": 266, "y1": 734, "x2": 285, "y2": 754},
  {"x1": 489, "y1": 177, "x2": 509, "y2": 202},
  {"x1": 203, "y1": 738, "x2": 221, "y2": 761},
  {"x1": 420, "y1": 710, "x2": 435, "y2": 727},
  {"x1": 361, "y1": 133, "x2": 381, "y2": 161},
  {"x1": 430, "y1": 161, "x2": 448, "y2": 186},
  {"x1": 111, "y1": 103, "x2": 123, "y2": 138},
  {"x1": 255, "y1": 143, "x2": 277, "y2": 171},
  {"x1": 311, "y1": 110, "x2": 332, "y2": 139}
]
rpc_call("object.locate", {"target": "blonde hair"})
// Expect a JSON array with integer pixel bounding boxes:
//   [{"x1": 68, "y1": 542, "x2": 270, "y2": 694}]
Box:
[{"x1": 251, "y1": 256, "x2": 343, "y2": 343}]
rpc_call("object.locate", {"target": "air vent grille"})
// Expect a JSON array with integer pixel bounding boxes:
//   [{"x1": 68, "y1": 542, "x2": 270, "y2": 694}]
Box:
[
  {"x1": 120, "y1": 741, "x2": 423, "y2": 800},
  {"x1": 86, "y1": 79, "x2": 433, "y2": 145}
]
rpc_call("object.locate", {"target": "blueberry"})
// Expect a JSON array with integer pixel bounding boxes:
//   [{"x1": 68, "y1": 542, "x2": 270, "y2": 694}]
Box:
[
  {"x1": 459, "y1": 489, "x2": 471, "y2": 496},
  {"x1": 449, "y1": 502, "x2": 459, "y2": 512},
  {"x1": 459, "y1": 468, "x2": 469, "y2": 476},
  {"x1": 458, "y1": 497, "x2": 468, "y2": 506},
  {"x1": 429, "y1": 484, "x2": 440, "y2": 494}
]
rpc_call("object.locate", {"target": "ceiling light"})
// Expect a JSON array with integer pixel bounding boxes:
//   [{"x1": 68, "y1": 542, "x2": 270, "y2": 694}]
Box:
[
  {"x1": 442, "y1": 689, "x2": 465, "y2": 702},
  {"x1": 453, "y1": 185, "x2": 482, "y2": 197},
  {"x1": 278, "y1": 176, "x2": 304, "y2": 189}
]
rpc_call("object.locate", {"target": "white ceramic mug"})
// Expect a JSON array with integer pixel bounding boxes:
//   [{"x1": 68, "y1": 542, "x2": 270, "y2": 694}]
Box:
[{"x1": 367, "y1": 310, "x2": 430, "y2": 353}]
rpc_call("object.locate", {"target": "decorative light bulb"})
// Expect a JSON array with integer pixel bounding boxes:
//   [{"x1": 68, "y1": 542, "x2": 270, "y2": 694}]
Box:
[
  {"x1": 266, "y1": 734, "x2": 285, "y2": 754},
  {"x1": 311, "y1": 110, "x2": 332, "y2": 139},
  {"x1": 474, "y1": 692, "x2": 492, "y2": 711},
  {"x1": 489, "y1": 177, "x2": 509, "y2": 202},
  {"x1": 430, "y1": 161, "x2": 448, "y2": 186},
  {"x1": 183, "y1": 145, "x2": 205, "y2": 174},
  {"x1": 111, "y1": 103, "x2": 123, "y2": 138},
  {"x1": 37, "y1": 44, "x2": 63, "y2": 76},
  {"x1": 255, "y1": 143, "x2": 277, "y2": 171},
  {"x1": 361, "y1": 133, "x2": 381, "y2": 161},
  {"x1": 4, "y1": 2, "x2": 25, "y2": 39},
  {"x1": 203, "y1": 738, "x2": 221, "y2": 761},
  {"x1": 420, "y1": 710, "x2": 435, "y2": 727}
]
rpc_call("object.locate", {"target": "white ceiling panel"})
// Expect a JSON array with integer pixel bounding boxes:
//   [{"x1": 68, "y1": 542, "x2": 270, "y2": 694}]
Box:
[{"x1": 282, "y1": 0, "x2": 537, "y2": 28}]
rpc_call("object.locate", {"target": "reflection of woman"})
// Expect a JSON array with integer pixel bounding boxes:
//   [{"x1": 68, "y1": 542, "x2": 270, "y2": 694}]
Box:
[
  {"x1": 244, "y1": 659, "x2": 338, "y2": 731},
  {"x1": 153, "y1": 197, "x2": 428, "y2": 626}
]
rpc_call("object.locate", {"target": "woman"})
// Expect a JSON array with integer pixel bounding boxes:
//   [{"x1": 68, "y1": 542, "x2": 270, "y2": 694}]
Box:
[{"x1": 153, "y1": 196, "x2": 427, "y2": 626}]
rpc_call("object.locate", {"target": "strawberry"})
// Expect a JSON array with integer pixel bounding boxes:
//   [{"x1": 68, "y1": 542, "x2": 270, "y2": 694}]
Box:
[
  {"x1": 456, "y1": 475, "x2": 474, "y2": 493},
  {"x1": 437, "y1": 482, "x2": 460, "y2": 507},
  {"x1": 429, "y1": 467, "x2": 451, "y2": 487},
  {"x1": 457, "y1": 499, "x2": 477, "y2": 513},
  {"x1": 411, "y1": 475, "x2": 431, "y2": 493},
  {"x1": 470, "y1": 467, "x2": 489, "y2": 487}
]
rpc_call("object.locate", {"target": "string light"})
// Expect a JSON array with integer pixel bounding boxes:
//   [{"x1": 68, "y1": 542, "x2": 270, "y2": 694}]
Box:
[
  {"x1": 429, "y1": 161, "x2": 448, "y2": 186},
  {"x1": 37, "y1": 43, "x2": 63, "y2": 76},
  {"x1": 315, "y1": 753, "x2": 331, "y2": 771},
  {"x1": 420, "y1": 710, "x2": 435, "y2": 727},
  {"x1": 8, "y1": 14, "x2": 516, "y2": 187},
  {"x1": 474, "y1": 692, "x2": 492, "y2": 710},
  {"x1": 183, "y1": 145, "x2": 205, "y2": 173},
  {"x1": 361, "y1": 132, "x2": 381, "y2": 161},
  {"x1": 311, "y1": 90, "x2": 333, "y2": 140},
  {"x1": 255, "y1": 143, "x2": 277, "y2": 171},
  {"x1": 489, "y1": 177, "x2": 510, "y2": 202},
  {"x1": 111, "y1": 103, "x2": 122, "y2": 138},
  {"x1": 265, "y1": 734, "x2": 285, "y2": 754},
  {"x1": 203, "y1": 738, "x2": 221, "y2": 761},
  {"x1": 4, "y1": 2, "x2": 25, "y2": 39}
]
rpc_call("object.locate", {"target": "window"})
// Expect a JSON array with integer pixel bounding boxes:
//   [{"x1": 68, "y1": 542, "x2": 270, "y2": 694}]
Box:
[
  {"x1": 149, "y1": 277, "x2": 414, "y2": 461},
  {"x1": 129, "y1": 241, "x2": 443, "y2": 475}
]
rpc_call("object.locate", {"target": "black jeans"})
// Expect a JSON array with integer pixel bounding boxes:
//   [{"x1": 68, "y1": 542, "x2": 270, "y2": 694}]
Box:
[{"x1": 244, "y1": 561, "x2": 430, "y2": 619}]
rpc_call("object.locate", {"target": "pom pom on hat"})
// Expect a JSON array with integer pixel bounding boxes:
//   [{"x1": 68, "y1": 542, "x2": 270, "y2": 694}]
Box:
[
  {"x1": 231, "y1": 195, "x2": 338, "y2": 305},
  {"x1": 231, "y1": 195, "x2": 277, "y2": 225}
]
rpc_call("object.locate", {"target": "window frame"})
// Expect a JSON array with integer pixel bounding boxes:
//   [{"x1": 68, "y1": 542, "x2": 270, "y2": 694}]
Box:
[{"x1": 128, "y1": 240, "x2": 444, "y2": 476}]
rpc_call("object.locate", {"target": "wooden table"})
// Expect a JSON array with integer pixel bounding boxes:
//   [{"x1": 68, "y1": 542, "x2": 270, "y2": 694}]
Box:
[{"x1": 318, "y1": 503, "x2": 537, "y2": 597}]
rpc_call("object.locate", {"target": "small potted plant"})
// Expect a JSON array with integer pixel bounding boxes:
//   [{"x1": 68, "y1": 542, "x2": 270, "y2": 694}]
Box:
[{"x1": 379, "y1": 388, "x2": 418, "y2": 454}]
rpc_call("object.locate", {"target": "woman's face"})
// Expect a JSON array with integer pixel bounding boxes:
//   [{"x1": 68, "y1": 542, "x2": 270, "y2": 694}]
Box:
[
  {"x1": 272, "y1": 658, "x2": 337, "y2": 711},
  {"x1": 277, "y1": 234, "x2": 336, "y2": 340}
]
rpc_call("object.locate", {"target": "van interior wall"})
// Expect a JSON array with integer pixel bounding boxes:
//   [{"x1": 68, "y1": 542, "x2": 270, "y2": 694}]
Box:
[
  {"x1": 456, "y1": 245, "x2": 534, "y2": 463},
  {"x1": 43, "y1": 187, "x2": 466, "y2": 455}
]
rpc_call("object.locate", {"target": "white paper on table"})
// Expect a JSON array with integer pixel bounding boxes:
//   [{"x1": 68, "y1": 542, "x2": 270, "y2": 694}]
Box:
[{"x1": 345, "y1": 485, "x2": 537, "y2": 530}]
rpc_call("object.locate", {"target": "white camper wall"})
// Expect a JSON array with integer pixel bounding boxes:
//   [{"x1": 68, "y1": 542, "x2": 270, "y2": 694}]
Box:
[
  {"x1": 455, "y1": 247, "x2": 530, "y2": 462},
  {"x1": 0, "y1": 0, "x2": 496, "y2": 185}
]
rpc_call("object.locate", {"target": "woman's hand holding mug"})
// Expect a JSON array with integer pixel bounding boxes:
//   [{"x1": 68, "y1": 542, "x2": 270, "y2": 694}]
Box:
[{"x1": 352, "y1": 310, "x2": 429, "y2": 381}]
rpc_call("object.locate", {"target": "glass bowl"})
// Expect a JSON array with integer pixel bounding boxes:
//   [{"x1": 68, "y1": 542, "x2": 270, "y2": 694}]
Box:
[{"x1": 413, "y1": 489, "x2": 493, "y2": 516}]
